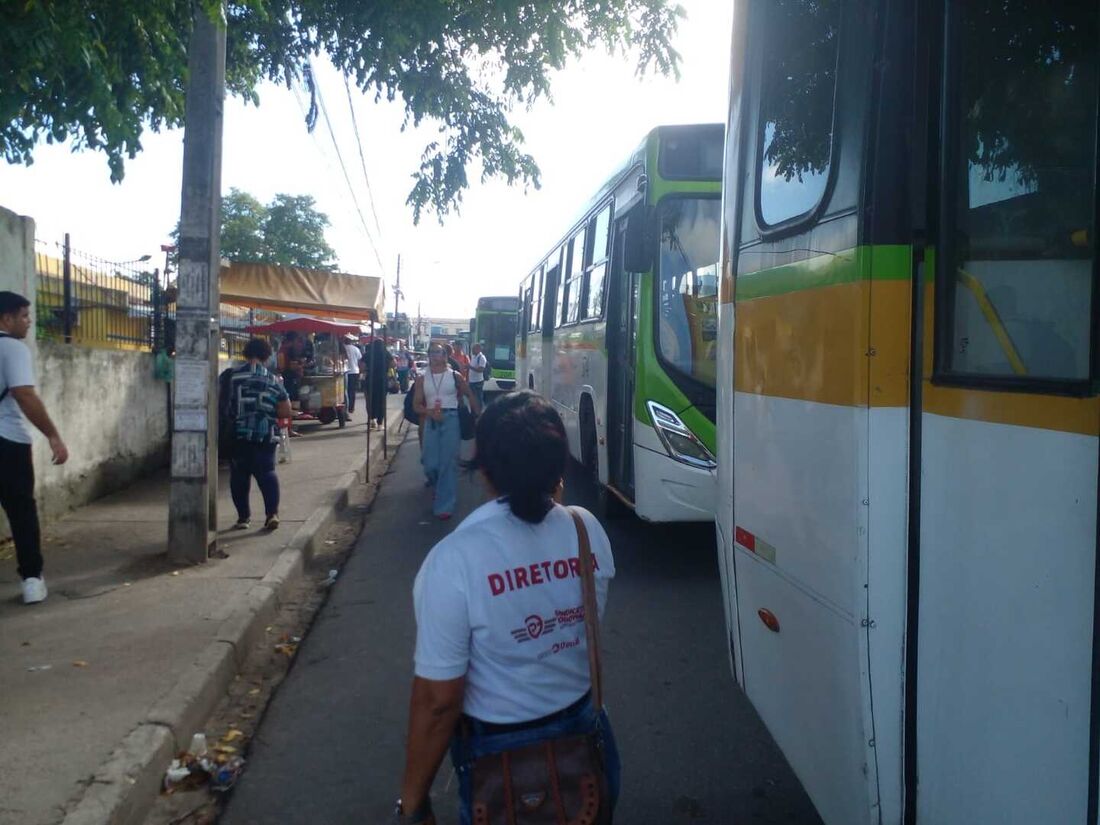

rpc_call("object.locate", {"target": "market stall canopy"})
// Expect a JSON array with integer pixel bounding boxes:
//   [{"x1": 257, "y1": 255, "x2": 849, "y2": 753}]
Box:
[
  {"x1": 220, "y1": 263, "x2": 385, "y2": 322},
  {"x1": 245, "y1": 318, "x2": 363, "y2": 337}
]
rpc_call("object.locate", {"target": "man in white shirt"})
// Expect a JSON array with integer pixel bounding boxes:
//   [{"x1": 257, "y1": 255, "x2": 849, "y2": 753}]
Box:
[
  {"x1": 0, "y1": 292, "x2": 68, "y2": 604},
  {"x1": 468, "y1": 342, "x2": 488, "y2": 408},
  {"x1": 343, "y1": 334, "x2": 363, "y2": 415}
]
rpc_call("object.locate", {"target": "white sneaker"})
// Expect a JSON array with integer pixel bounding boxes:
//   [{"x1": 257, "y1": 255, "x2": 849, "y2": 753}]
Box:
[{"x1": 22, "y1": 577, "x2": 47, "y2": 604}]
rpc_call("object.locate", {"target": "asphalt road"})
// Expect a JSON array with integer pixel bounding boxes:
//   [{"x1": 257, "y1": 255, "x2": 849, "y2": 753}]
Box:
[{"x1": 221, "y1": 431, "x2": 822, "y2": 824}]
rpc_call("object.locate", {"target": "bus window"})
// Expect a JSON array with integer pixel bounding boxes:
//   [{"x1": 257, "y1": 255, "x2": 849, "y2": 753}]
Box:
[
  {"x1": 656, "y1": 198, "x2": 721, "y2": 388},
  {"x1": 563, "y1": 228, "x2": 587, "y2": 325},
  {"x1": 939, "y1": 1, "x2": 1097, "y2": 384},
  {"x1": 555, "y1": 244, "x2": 571, "y2": 327},
  {"x1": 533, "y1": 266, "x2": 543, "y2": 332},
  {"x1": 585, "y1": 206, "x2": 612, "y2": 319},
  {"x1": 756, "y1": 0, "x2": 841, "y2": 227}
]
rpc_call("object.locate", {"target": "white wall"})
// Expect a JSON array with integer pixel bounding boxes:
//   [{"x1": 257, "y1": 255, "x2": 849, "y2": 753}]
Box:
[{"x1": 0, "y1": 206, "x2": 169, "y2": 540}]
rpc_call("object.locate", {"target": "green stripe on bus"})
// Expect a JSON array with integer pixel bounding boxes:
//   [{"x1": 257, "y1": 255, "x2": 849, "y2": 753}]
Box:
[{"x1": 736, "y1": 244, "x2": 911, "y2": 300}]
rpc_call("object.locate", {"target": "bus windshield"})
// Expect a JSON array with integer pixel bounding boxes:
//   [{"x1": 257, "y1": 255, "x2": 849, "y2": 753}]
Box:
[
  {"x1": 478, "y1": 312, "x2": 517, "y2": 368},
  {"x1": 656, "y1": 198, "x2": 721, "y2": 389}
]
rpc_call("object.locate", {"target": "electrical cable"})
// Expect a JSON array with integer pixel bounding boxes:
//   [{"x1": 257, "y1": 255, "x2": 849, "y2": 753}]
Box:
[
  {"x1": 305, "y1": 61, "x2": 386, "y2": 276},
  {"x1": 343, "y1": 75, "x2": 385, "y2": 243}
]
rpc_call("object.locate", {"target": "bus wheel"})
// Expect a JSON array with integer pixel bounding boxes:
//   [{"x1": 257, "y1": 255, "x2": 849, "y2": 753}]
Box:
[{"x1": 582, "y1": 398, "x2": 624, "y2": 519}]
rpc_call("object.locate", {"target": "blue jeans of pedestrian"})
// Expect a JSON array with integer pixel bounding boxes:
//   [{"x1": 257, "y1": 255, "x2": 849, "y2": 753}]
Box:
[
  {"x1": 229, "y1": 441, "x2": 280, "y2": 521},
  {"x1": 421, "y1": 410, "x2": 460, "y2": 516},
  {"x1": 345, "y1": 373, "x2": 358, "y2": 412},
  {"x1": 449, "y1": 694, "x2": 620, "y2": 824}
]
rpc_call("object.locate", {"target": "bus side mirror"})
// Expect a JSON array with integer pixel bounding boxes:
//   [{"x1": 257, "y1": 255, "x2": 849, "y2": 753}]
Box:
[{"x1": 623, "y1": 207, "x2": 655, "y2": 273}]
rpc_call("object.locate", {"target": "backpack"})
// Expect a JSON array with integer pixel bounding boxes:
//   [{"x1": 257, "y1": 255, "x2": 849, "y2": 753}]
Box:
[
  {"x1": 217, "y1": 366, "x2": 239, "y2": 454},
  {"x1": 482, "y1": 358, "x2": 492, "y2": 380},
  {"x1": 403, "y1": 383, "x2": 419, "y2": 425}
]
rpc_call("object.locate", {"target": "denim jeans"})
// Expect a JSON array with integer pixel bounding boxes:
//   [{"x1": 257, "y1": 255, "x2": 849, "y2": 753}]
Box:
[
  {"x1": 229, "y1": 441, "x2": 280, "y2": 520},
  {"x1": 344, "y1": 373, "x2": 357, "y2": 412},
  {"x1": 449, "y1": 695, "x2": 620, "y2": 824},
  {"x1": 421, "y1": 410, "x2": 460, "y2": 516}
]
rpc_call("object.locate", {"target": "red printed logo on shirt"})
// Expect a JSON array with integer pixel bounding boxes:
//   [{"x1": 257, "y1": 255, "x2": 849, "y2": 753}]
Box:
[{"x1": 510, "y1": 614, "x2": 557, "y2": 643}]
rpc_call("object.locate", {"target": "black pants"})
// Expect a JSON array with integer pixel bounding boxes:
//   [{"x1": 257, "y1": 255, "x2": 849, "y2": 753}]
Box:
[
  {"x1": 0, "y1": 436, "x2": 42, "y2": 580},
  {"x1": 229, "y1": 441, "x2": 280, "y2": 521}
]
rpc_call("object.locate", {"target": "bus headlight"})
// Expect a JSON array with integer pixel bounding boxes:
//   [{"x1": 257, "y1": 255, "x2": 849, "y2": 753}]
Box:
[{"x1": 646, "y1": 401, "x2": 716, "y2": 470}]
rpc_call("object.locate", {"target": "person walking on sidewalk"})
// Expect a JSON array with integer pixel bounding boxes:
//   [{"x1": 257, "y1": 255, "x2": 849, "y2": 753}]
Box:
[
  {"x1": 451, "y1": 339, "x2": 470, "y2": 381},
  {"x1": 412, "y1": 343, "x2": 481, "y2": 520},
  {"x1": 397, "y1": 391, "x2": 618, "y2": 825},
  {"x1": 0, "y1": 291, "x2": 68, "y2": 604},
  {"x1": 227, "y1": 338, "x2": 292, "y2": 531},
  {"x1": 467, "y1": 342, "x2": 487, "y2": 409},
  {"x1": 343, "y1": 334, "x2": 363, "y2": 415}
]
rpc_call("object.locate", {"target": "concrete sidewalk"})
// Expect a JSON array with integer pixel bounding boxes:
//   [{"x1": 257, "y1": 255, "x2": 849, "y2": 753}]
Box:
[{"x1": 0, "y1": 396, "x2": 405, "y2": 825}]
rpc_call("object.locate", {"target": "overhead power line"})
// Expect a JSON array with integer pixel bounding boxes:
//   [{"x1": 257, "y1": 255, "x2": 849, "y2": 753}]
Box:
[
  {"x1": 343, "y1": 75, "x2": 385, "y2": 243},
  {"x1": 304, "y1": 61, "x2": 386, "y2": 277}
]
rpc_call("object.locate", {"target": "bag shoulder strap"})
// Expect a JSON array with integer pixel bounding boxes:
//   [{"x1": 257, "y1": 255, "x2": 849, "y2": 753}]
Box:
[
  {"x1": 568, "y1": 507, "x2": 604, "y2": 713},
  {"x1": 0, "y1": 331, "x2": 11, "y2": 404}
]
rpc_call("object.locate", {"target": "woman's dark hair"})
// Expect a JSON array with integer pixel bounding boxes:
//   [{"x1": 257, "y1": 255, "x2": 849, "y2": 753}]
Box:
[
  {"x1": 467, "y1": 390, "x2": 568, "y2": 524},
  {"x1": 243, "y1": 338, "x2": 272, "y2": 361}
]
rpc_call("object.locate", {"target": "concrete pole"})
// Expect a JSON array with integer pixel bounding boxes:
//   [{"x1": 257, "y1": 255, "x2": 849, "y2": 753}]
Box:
[{"x1": 168, "y1": 3, "x2": 226, "y2": 564}]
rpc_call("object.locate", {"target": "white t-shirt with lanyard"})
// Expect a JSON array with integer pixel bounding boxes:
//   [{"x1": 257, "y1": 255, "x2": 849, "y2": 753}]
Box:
[
  {"x1": 413, "y1": 500, "x2": 615, "y2": 723},
  {"x1": 0, "y1": 332, "x2": 34, "y2": 444},
  {"x1": 468, "y1": 351, "x2": 488, "y2": 385},
  {"x1": 422, "y1": 367, "x2": 459, "y2": 410}
]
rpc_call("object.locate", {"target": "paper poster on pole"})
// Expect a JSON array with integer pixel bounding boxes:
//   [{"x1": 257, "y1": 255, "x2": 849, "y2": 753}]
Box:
[
  {"x1": 175, "y1": 361, "x2": 208, "y2": 406},
  {"x1": 174, "y1": 409, "x2": 208, "y2": 432}
]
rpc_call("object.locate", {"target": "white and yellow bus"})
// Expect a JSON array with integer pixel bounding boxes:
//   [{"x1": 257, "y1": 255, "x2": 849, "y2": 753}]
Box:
[{"x1": 716, "y1": 2, "x2": 1098, "y2": 823}]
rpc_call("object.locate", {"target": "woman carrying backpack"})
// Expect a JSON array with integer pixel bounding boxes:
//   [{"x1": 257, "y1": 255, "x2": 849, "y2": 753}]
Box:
[{"x1": 412, "y1": 343, "x2": 481, "y2": 520}]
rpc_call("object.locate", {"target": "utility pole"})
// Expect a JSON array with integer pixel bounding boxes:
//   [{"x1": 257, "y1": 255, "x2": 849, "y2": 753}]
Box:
[
  {"x1": 168, "y1": 3, "x2": 226, "y2": 564},
  {"x1": 393, "y1": 254, "x2": 403, "y2": 348}
]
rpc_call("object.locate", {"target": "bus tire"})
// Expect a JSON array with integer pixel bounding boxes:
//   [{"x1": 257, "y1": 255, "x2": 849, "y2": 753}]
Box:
[{"x1": 581, "y1": 397, "x2": 625, "y2": 519}]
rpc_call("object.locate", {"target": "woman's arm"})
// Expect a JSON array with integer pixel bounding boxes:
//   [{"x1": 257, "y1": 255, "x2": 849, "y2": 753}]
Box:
[
  {"x1": 413, "y1": 375, "x2": 429, "y2": 415},
  {"x1": 399, "y1": 675, "x2": 466, "y2": 819}
]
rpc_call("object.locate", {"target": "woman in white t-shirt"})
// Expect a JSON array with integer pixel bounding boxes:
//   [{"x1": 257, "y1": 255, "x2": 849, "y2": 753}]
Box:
[{"x1": 396, "y1": 391, "x2": 619, "y2": 825}]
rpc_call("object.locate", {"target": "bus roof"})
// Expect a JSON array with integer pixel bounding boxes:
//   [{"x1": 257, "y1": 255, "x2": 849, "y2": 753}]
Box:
[{"x1": 523, "y1": 123, "x2": 724, "y2": 277}]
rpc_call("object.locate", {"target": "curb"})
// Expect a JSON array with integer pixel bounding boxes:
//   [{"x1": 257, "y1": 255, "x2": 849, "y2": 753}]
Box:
[{"x1": 60, "y1": 415, "x2": 407, "y2": 825}]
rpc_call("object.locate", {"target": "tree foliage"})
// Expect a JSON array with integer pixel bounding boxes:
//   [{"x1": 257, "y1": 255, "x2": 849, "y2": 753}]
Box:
[
  {"x1": 215, "y1": 188, "x2": 336, "y2": 269},
  {"x1": 1, "y1": 0, "x2": 683, "y2": 222},
  {"x1": 758, "y1": 0, "x2": 1096, "y2": 199}
]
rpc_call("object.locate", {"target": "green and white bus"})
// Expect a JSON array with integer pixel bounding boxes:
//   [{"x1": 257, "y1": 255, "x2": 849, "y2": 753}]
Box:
[
  {"x1": 517, "y1": 124, "x2": 723, "y2": 522},
  {"x1": 472, "y1": 296, "x2": 520, "y2": 394}
]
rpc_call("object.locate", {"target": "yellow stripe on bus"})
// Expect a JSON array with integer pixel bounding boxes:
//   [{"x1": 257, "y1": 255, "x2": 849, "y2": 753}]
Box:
[{"x1": 736, "y1": 280, "x2": 1098, "y2": 436}]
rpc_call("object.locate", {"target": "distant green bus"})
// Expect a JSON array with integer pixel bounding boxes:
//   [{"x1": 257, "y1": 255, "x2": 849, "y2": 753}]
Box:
[
  {"x1": 517, "y1": 124, "x2": 722, "y2": 522},
  {"x1": 472, "y1": 296, "x2": 520, "y2": 393}
]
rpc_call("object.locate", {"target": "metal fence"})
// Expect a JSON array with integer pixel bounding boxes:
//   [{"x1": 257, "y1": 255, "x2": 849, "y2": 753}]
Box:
[
  {"x1": 35, "y1": 236, "x2": 167, "y2": 351},
  {"x1": 35, "y1": 236, "x2": 281, "y2": 358}
]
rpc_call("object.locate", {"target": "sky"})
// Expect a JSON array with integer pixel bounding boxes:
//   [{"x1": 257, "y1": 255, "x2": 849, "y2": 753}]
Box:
[{"x1": 0, "y1": 1, "x2": 733, "y2": 320}]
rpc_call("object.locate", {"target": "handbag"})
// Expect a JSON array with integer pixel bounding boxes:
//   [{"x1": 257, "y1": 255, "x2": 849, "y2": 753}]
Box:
[
  {"x1": 466, "y1": 507, "x2": 610, "y2": 825},
  {"x1": 454, "y1": 372, "x2": 477, "y2": 440}
]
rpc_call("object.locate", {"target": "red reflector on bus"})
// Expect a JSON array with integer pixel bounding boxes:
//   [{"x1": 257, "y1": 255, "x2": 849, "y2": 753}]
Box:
[
  {"x1": 735, "y1": 526, "x2": 756, "y2": 551},
  {"x1": 758, "y1": 609, "x2": 780, "y2": 633}
]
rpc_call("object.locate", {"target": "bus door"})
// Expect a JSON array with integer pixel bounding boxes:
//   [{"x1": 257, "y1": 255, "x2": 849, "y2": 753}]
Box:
[
  {"x1": 606, "y1": 217, "x2": 637, "y2": 498},
  {"x1": 911, "y1": 5, "x2": 1099, "y2": 821}
]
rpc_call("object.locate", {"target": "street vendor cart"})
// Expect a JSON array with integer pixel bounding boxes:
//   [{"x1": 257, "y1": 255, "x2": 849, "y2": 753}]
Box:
[{"x1": 246, "y1": 317, "x2": 364, "y2": 429}]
